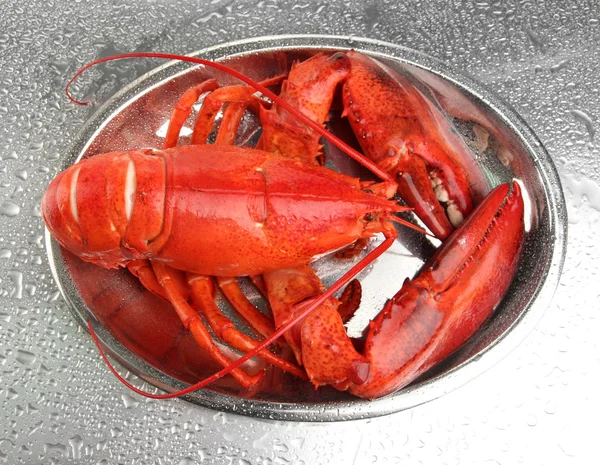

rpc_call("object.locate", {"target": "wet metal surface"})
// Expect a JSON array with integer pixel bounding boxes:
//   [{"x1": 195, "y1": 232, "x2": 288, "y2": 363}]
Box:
[{"x1": 0, "y1": 1, "x2": 598, "y2": 463}]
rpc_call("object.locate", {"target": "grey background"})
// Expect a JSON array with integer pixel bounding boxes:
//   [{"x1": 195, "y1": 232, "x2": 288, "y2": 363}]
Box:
[{"x1": 0, "y1": 1, "x2": 597, "y2": 463}]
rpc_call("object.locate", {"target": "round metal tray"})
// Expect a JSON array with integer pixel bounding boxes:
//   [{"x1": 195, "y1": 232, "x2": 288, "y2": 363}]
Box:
[{"x1": 45, "y1": 35, "x2": 567, "y2": 421}]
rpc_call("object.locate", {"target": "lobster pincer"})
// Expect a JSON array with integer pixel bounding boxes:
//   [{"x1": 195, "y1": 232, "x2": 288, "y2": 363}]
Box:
[
  {"x1": 346, "y1": 181, "x2": 524, "y2": 398},
  {"x1": 342, "y1": 51, "x2": 489, "y2": 239}
]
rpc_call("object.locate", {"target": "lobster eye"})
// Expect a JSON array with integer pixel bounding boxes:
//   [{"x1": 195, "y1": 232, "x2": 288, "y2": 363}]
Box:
[{"x1": 364, "y1": 212, "x2": 376, "y2": 222}]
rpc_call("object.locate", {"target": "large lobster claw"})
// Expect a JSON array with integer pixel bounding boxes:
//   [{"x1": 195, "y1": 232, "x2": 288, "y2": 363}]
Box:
[
  {"x1": 343, "y1": 51, "x2": 489, "y2": 239},
  {"x1": 348, "y1": 181, "x2": 524, "y2": 399}
]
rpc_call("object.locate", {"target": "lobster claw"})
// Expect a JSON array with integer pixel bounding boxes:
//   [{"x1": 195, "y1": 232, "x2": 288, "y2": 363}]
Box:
[
  {"x1": 259, "y1": 53, "x2": 351, "y2": 165},
  {"x1": 343, "y1": 51, "x2": 489, "y2": 239},
  {"x1": 348, "y1": 181, "x2": 524, "y2": 399}
]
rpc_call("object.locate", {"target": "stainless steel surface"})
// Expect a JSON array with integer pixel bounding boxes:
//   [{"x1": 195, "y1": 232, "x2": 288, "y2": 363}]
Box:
[
  {"x1": 0, "y1": 1, "x2": 597, "y2": 462},
  {"x1": 46, "y1": 37, "x2": 565, "y2": 421}
]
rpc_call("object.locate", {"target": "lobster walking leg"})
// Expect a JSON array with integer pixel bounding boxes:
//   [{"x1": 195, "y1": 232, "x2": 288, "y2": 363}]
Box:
[
  {"x1": 190, "y1": 86, "x2": 259, "y2": 145},
  {"x1": 164, "y1": 80, "x2": 219, "y2": 148},
  {"x1": 187, "y1": 274, "x2": 307, "y2": 379},
  {"x1": 216, "y1": 277, "x2": 277, "y2": 339},
  {"x1": 127, "y1": 259, "x2": 189, "y2": 302},
  {"x1": 151, "y1": 262, "x2": 264, "y2": 389}
]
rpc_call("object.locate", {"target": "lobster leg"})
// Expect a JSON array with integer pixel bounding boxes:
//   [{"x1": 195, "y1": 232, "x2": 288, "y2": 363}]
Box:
[
  {"x1": 216, "y1": 277, "x2": 276, "y2": 340},
  {"x1": 150, "y1": 262, "x2": 264, "y2": 389},
  {"x1": 250, "y1": 275, "x2": 267, "y2": 296},
  {"x1": 164, "y1": 80, "x2": 220, "y2": 148},
  {"x1": 190, "y1": 74, "x2": 287, "y2": 146},
  {"x1": 127, "y1": 259, "x2": 189, "y2": 302},
  {"x1": 214, "y1": 100, "x2": 254, "y2": 146},
  {"x1": 187, "y1": 274, "x2": 307, "y2": 379},
  {"x1": 190, "y1": 86, "x2": 259, "y2": 145}
]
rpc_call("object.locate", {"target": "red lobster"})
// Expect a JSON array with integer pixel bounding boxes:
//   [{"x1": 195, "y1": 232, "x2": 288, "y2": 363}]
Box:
[{"x1": 42, "y1": 51, "x2": 525, "y2": 400}]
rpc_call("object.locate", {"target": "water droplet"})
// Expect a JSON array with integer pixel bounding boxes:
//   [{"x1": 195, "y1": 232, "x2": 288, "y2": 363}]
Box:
[
  {"x1": 178, "y1": 458, "x2": 197, "y2": 465},
  {"x1": 10, "y1": 185, "x2": 23, "y2": 199},
  {"x1": 550, "y1": 60, "x2": 569, "y2": 74},
  {"x1": 28, "y1": 421, "x2": 43, "y2": 436},
  {"x1": 15, "y1": 349, "x2": 36, "y2": 365},
  {"x1": 31, "y1": 202, "x2": 42, "y2": 217},
  {"x1": 570, "y1": 109, "x2": 595, "y2": 140},
  {"x1": 24, "y1": 283, "x2": 36, "y2": 296},
  {"x1": 68, "y1": 435, "x2": 83, "y2": 460},
  {"x1": 43, "y1": 443, "x2": 66, "y2": 457},
  {"x1": 121, "y1": 393, "x2": 139, "y2": 409},
  {"x1": 544, "y1": 401, "x2": 556, "y2": 414},
  {"x1": 563, "y1": 172, "x2": 600, "y2": 223},
  {"x1": 273, "y1": 440, "x2": 288, "y2": 453},
  {"x1": 0, "y1": 200, "x2": 20, "y2": 217},
  {"x1": 8, "y1": 270, "x2": 23, "y2": 299},
  {"x1": 28, "y1": 141, "x2": 44, "y2": 152},
  {"x1": 525, "y1": 27, "x2": 546, "y2": 52},
  {"x1": 28, "y1": 234, "x2": 44, "y2": 248},
  {"x1": 212, "y1": 411, "x2": 228, "y2": 424},
  {"x1": 1, "y1": 151, "x2": 17, "y2": 161}
]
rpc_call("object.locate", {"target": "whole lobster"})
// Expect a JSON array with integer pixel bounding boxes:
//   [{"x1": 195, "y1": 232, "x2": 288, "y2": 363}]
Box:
[{"x1": 42, "y1": 50, "x2": 525, "y2": 400}]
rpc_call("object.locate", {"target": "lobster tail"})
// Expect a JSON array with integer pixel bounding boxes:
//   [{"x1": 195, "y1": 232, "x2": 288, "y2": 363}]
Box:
[{"x1": 41, "y1": 149, "x2": 166, "y2": 268}]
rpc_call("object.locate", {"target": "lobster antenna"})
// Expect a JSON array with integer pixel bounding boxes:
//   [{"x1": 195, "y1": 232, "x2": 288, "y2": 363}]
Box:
[
  {"x1": 65, "y1": 52, "x2": 395, "y2": 184},
  {"x1": 87, "y1": 232, "x2": 397, "y2": 399}
]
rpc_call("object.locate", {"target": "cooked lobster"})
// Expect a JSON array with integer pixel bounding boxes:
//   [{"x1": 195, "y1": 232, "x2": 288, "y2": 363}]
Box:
[{"x1": 42, "y1": 50, "x2": 525, "y2": 400}]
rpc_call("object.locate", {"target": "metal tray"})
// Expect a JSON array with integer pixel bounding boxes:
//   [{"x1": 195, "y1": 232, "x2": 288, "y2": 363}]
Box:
[{"x1": 45, "y1": 35, "x2": 566, "y2": 421}]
